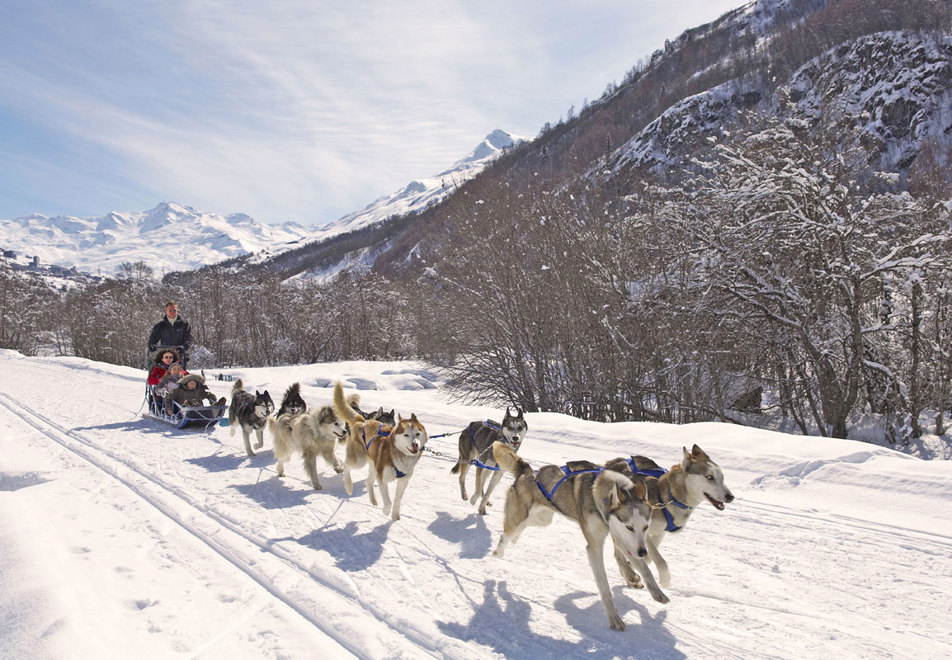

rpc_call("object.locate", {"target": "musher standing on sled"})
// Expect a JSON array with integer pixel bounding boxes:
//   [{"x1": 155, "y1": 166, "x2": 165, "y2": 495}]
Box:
[{"x1": 148, "y1": 301, "x2": 192, "y2": 367}]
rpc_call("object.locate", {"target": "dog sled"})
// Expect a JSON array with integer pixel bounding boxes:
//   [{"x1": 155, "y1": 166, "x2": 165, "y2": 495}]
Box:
[
  {"x1": 143, "y1": 384, "x2": 227, "y2": 429},
  {"x1": 143, "y1": 344, "x2": 226, "y2": 430}
]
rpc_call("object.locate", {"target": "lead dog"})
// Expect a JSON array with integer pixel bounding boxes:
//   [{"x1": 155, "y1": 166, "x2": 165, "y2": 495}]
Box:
[
  {"x1": 229, "y1": 379, "x2": 274, "y2": 457},
  {"x1": 451, "y1": 407, "x2": 527, "y2": 515},
  {"x1": 605, "y1": 444, "x2": 734, "y2": 589},
  {"x1": 492, "y1": 442, "x2": 667, "y2": 631},
  {"x1": 332, "y1": 381, "x2": 428, "y2": 521}
]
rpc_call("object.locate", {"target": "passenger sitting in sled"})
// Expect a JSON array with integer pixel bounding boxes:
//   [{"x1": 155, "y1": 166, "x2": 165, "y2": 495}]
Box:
[
  {"x1": 164, "y1": 373, "x2": 226, "y2": 415},
  {"x1": 147, "y1": 347, "x2": 181, "y2": 386},
  {"x1": 156, "y1": 362, "x2": 187, "y2": 398}
]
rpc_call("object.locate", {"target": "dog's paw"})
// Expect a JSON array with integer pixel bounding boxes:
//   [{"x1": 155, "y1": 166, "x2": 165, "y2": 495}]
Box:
[
  {"x1": 334, "y1": 465, "x2": 343, "y2": 473},
  {"x1": 624, "y1": 575, "x2": 644, "y2": 589},
  {"x1": 477, "y1": 506, "x2": 488, "y2": 516},
  {"x1": 608, "y1": 610, "x2": 626, "y2": 631},
  {"x1": 469, "y1": 493, "x2": 481, "y2": 505},
  {"x1": 254, "y1": 441, "x2": 263, "y2": 449},
  {"x1": 650, "y1": 589, "x2": 670, "y2": 605}
]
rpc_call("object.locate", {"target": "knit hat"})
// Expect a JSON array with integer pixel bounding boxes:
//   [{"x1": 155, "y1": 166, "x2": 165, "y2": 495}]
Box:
[{"x1": 168, "y1": 362, "x2": 184, "y2": 372}]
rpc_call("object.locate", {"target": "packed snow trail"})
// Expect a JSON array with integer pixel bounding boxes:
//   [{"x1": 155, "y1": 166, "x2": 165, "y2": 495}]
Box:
[{"x1": 1, "y1": 350, "x2": 951, "y2": 659}]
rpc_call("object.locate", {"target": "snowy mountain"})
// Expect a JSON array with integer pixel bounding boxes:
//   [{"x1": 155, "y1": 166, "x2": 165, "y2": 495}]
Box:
[
  {"x1": 607, "y1": 30, "x2": 952, "y2": 178},
  {"x1": 239, "y1": 129, "x2": 528, "y2": 279},
  {"x1": 0, "y1": 202, "x2": 310, "y2": 277}
]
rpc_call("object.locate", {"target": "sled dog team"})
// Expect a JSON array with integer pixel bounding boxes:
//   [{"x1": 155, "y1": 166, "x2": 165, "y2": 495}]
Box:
[{"x1": 227, "y1": 378, "x2": 734, "y2": 631}]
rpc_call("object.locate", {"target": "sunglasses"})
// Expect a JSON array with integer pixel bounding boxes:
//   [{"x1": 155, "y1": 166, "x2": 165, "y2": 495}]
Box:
[{"x1": 162, "y1": 354, "x2": 175, "y2": 360}]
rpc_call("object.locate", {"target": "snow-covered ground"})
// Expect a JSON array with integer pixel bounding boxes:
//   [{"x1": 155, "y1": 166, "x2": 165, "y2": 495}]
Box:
[{"x1": 1, "y1": 350, "x2": 950, "y2": 659}]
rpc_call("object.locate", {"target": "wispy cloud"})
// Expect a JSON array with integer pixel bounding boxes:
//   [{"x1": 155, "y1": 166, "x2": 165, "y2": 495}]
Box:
[{"x1": 0, "y1": 0, "x2": 749, "y2": 224}]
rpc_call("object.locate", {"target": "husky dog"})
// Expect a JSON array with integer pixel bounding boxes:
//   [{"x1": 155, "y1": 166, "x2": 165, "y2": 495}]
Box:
[
  {"x1": 492, "y1": 442, "x2": 667, "y2": 631},
  {"x1": 275, "y1": 382, "x2": 307, "y2": 418},
  {"x1": 451, "y1": 408, "x2": 528, "y2": 515},
  {"x1": 605, "y1": 444, "x2": 734, "y2": 589},
  {"x1": 267, "y1": 403, "x2": 347, "y2": 490},
  {"x1": 353, "y1": 401, "x2": 396, "y2": 426},
  {"x1": 332, "y1": 381, "x2": 427, "y2": 521},
  {"x1": 228, "y1": 379, "x2": 275, "y2": 457}
]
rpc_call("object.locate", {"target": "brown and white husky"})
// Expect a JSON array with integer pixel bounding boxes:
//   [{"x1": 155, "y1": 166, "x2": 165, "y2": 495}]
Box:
[{"x1": 332, "y1": 381, "x2": 428, "y2": 521}]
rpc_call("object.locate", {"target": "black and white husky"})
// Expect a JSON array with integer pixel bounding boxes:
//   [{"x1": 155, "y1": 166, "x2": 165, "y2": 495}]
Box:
[
  {"x1": 492, "y1": 442, "x2": 665, "y2": 631},
  {"x1": 451, "y1": 407, "x2": 527, "y2": 515},
  {"x1": 228, "y1": 379, "x2": 274, "y2": 457},
  {"x1": 275, "y1": 382, "x2": 307, "y2": 418}
]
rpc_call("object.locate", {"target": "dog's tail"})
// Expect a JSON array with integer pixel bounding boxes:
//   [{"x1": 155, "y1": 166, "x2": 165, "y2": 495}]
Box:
[
  {"x1": 493, "y1": 441, "x2": 533, "y2": 478},
  {"x1": 227, "y1": 378, "x2": 245, "y2": 435},
  {"x1": 333, "y1": 381, "x2": 364, "y2": 425},
  {"x1": 284, "y1": 382, "x2": 301, "y2": 400}
]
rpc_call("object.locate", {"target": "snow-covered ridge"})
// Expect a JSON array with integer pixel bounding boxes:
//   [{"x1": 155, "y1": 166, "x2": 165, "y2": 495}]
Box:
[
  {"x1": 3, "y1": 129, "x2": 527, "y2": 279},
  {"x1": 608, "y1": 30, "x2": 952, "y2": 176},
  {"x1": 245, "y1": 129, "x2": 529, "y2": 269},
  {"x1": 0, "y1": 202, "x2": 310, "y2": 277}
]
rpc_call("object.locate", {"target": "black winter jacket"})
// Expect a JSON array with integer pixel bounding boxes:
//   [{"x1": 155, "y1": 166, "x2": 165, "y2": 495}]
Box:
[{"x1": 148, "y1": 316, "x2": 192, "y2": 354}]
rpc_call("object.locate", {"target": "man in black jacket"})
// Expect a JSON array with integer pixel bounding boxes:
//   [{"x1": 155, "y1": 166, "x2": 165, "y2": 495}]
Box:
[{"x1": 148, "y1": 301, "x2": 192, "y2": 366}]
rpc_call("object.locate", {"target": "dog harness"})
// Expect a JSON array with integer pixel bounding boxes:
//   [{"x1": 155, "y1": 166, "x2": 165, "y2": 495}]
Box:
[
  {"x1": 362, "y1": 426, "x2": 391, "y2": 450},
  {"x1": 657, "y1": 487, "x2": 692, "y2": 532},
  {"x1": 622, "y1": 458, "x2": 689, "y2": 532},
  {"x1": 361, "y1": 427, "x2": 408, "y2": 478},
  {"x1": 537, "y1": 465, "x2": 604, "y2": 502},
  {"x1": 624, "y1": 458, "x2": 667, "y2": 479},
  {"x1": 466, "y1": 420, "x2": 515, "y2": 471}
]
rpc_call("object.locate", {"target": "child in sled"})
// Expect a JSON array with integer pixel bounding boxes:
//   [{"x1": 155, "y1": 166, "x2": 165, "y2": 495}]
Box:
[
  {"x1": 156, "y1": 362, "x2": 187, "y2": 398},
  {"x1": 164, "y1": 373, "x2": 226, "y2": 415}
]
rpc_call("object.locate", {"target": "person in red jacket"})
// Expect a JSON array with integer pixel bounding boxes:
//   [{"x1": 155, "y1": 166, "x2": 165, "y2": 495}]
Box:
[{"x1": 147, "y1": 347, "x2": 181, "y2": 386}]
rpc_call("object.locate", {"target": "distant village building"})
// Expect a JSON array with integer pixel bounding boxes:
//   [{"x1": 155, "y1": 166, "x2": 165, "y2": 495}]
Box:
[{"x1": 2, "y1": 249, "x2": 16, "y2": 259}]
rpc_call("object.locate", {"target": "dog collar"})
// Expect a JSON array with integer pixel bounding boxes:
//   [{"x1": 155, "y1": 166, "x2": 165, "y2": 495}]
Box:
[{"x1": 658, "y1": 486, "x2": 692, "y2": 532}]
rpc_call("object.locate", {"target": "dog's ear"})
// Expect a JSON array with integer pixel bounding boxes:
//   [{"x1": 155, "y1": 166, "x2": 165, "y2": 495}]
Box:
[
  {"x1": 682, "y1": 446, "x2": 693, "y2": 469},
  {"x1": 691, "y1": 444, "x2": 708, "y2": 460},
  {"x1": 634, "y1": 478, "x2": 647, "y2": 501}
]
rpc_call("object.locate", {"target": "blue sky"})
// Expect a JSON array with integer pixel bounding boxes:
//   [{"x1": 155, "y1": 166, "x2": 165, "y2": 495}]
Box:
[{"x1": 0, "y1": 1, "x2": 748, "y2": 226}]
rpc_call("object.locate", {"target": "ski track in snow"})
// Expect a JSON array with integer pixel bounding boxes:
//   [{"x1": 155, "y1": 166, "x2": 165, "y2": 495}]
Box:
[{"x1": 1, "y1": 353, "x2": 951, "y2": 658}]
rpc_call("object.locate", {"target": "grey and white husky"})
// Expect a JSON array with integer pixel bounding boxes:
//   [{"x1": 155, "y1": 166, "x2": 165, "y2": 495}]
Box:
[
  {"x1": 228, "y1": 379, "x2": 274, "y2": 457},
  {"x1": 605, "y1": 444, "x2": 734, "y2": 589},
  {"x1": 492, "y1": 442, "x2": 667, "y2": 632},
  {"x1": 451, "y1": 407, "x2": 527, "y2": 515}
]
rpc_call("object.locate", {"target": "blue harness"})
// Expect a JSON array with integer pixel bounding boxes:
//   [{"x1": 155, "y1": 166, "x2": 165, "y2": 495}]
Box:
[
  {"x1": 363, "y1": 426, "x2": 407, "y2": 478},
  {"x1": 537, "y1": 465, "x2": 603, "y2": 501},
  {"x1": 470, "y1": 421, "x2": 505, "y2": 471},
  {"x1": 623, "y1": 458, "x2": 690, "y2": 532}
]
